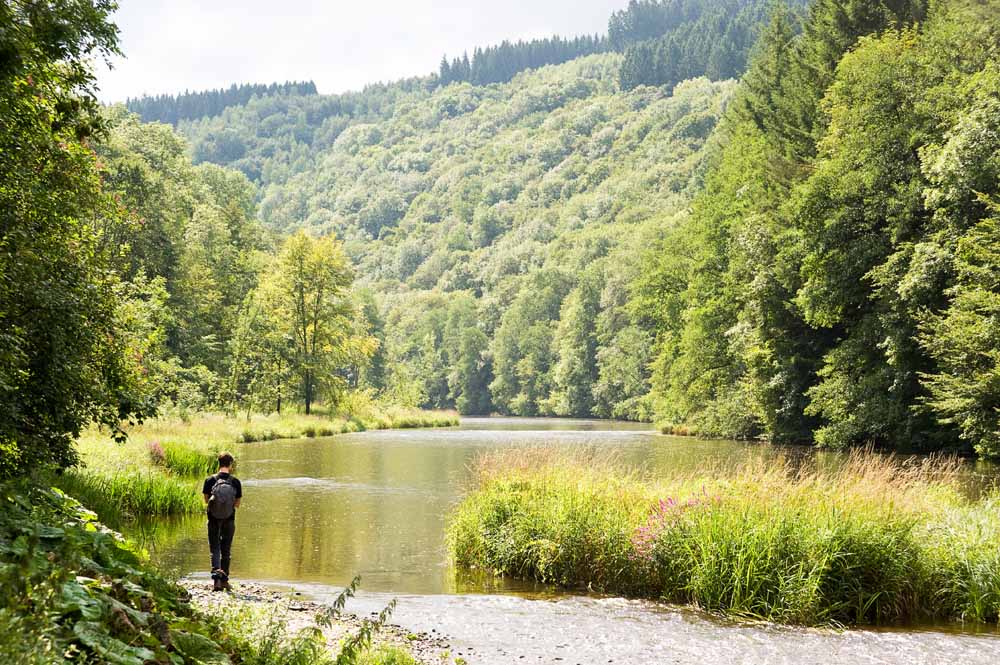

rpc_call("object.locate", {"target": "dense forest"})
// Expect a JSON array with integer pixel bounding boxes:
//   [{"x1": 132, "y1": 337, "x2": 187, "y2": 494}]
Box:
[
  {"x1": 3, "y1": 0, "x2": 1000, "y2": 470},
  {"x1": 166, "y1": 0, "x2": 1000, "y2": 459},
  {"x1": 614, "y1": 0, "x2": 808, "y2": 91},
  {"x1": 0, "y1": 30, "x2": 376, "y2": 478},
  {"x1": 642, "y1": 0, "x2": 1000, "y2": 456},
  {"x1": 437, "y1": 35, "x2": 610, "y2": 87},
  {"x1": 126, "y1": 80, "x2": 318, "y2": 124}
]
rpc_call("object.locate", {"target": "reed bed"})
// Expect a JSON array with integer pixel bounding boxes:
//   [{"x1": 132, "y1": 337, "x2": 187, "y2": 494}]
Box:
[
  {"x1": 448, "y1": 448, "x2": 1000, "y2": 626},
  {"x1": 84, "y1": 405, "x2": 459, "y2": 447},
  {"x1": 55, "y1": 469, "x2": 202, "y2": 523}
]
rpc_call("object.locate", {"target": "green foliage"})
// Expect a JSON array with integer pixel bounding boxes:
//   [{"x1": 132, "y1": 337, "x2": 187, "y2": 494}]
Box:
[
  {"x1": 0, "y1": 482, "x2": 226, "y2": 663},
  {"x1": 449, "y1": 451, "x2": 1000, "y2": 625},
  {"x1": 635, "y1": 0, "x2": 1000, "y2": 455},
  {"x1": 229, "y1": 233, "x2": 374, "y2": 415},
  {"x1": 0, "y1": 0, "x2": 156, "y2": 477},
  {"x1": 127, "y1": 80, "x2": 318, "y2": 125}
]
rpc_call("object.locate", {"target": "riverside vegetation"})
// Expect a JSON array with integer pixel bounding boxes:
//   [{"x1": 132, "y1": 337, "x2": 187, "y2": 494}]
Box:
[
  {"x1": 130, "y1": 0, "x2": 1000, "y2": 463},
  {"x1": 0, "y1": 482, "x2": 421, "y2": 665},
  {"x1": 449, "y1": 449, "x2": 1000, "y2": 626},
  {"x1": 4, "y1": 0, "x2": 1000, "y2": 660}
]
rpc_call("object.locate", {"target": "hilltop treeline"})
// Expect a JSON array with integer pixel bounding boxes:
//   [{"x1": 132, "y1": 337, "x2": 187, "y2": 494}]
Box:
[
  {"x1": 438, "y1": 0, "x2": 808, "y2": 94},
  {"x1": 143, "y1": 0, "x2": 799, "y2": 135},
  {"x1": 438, "y1": 34, "x2": 609, "y2": 86},
  {"x1": 615, "y1": 0, "x2": 799, "y2": 91},
  {"x1": 126, "y1": 80, "x2": 318, "y2": 124}
]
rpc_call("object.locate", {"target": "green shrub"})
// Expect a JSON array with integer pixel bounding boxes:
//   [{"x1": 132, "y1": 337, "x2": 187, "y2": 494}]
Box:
[{"x1": 0, "y1": 483, "x2": 229, "y2": 665}]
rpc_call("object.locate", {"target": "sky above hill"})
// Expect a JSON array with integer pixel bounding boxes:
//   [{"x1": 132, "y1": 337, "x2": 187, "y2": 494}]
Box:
[{"x1": 96, "y1": 0, "x2": 625, "y2": 102}]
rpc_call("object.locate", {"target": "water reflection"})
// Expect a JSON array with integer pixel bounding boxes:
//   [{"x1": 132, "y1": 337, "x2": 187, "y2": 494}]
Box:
[{"x1": 137, "y1": 417, "x2": 997, "y2": 594}]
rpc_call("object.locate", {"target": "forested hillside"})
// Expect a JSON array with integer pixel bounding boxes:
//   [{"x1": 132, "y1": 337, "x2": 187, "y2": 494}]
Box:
[
  {"x1": 248, "y1": 56, "x2": 732, "y2": 420},
  {"x1": 638, "y1": 0, "x2": 1000, "y2": 456},
  {"x1": 147, "y1": 0, "x2": 1000, "y2": 457}
]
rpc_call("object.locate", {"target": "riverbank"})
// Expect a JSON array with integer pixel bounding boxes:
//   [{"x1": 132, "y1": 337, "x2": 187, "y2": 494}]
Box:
[
  {"x1": 181, "y1": 579, "x2": 453, "y2": 663},
  {"x1": 448, "y1": 448, "x2": 1000, "y2": 626},
  {"x1": 57, "y1": 402, "x2": 458, "y2": 525},
  {"x1": 0, "y1": 481, "x2": 440, "y2": 664}
]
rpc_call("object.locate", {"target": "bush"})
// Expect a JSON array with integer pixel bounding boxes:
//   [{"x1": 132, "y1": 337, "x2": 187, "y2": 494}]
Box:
[{"x1": 0, "y1": 483, "x2": 228, "y2": 664}]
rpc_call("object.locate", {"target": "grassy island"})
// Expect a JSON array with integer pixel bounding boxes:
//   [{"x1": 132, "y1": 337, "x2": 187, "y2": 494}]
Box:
[{"x1": 449, "y1": 449, "x2": 1000, "y2": 626}]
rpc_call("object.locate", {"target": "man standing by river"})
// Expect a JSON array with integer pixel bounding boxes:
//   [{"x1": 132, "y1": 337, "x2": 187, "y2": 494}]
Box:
[{"x1": 203, "y1": 452, "x2": 242, "y2": 591}]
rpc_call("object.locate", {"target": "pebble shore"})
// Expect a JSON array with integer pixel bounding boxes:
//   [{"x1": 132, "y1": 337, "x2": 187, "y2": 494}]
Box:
[{"x1": 181, "y1": 578, "x2": 456, "y2": 664}]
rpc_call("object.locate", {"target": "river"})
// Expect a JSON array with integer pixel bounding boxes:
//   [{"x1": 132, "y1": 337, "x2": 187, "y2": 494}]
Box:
[{"x1": 136, "y1": 417, "x2": 1000, "y2": 664}]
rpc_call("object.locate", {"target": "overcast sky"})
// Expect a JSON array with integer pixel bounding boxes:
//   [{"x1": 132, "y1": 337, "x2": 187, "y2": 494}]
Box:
[{"x1": 96, "y1": 0, "x2": 627, "y2": 102}]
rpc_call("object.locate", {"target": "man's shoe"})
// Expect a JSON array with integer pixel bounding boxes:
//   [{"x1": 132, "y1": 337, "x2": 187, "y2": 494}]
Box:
[{"x1": 211, "y1": 569, "x2": 223, "y2": 592}]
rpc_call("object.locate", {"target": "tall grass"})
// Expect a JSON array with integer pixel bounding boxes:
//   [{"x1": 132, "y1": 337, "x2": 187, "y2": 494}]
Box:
[
  {"x1": 55, "y1": 469, "x2": 202, "y2": 523},
  {"x1": 448, "y1": 448, "x2": 1000, "y2": 626},
  {"x1": 87, "y1": 402, "x2": 458, "y2": 447},
  {"x1": 151, "y1": 441, "x2": 218, "y2": 476}
]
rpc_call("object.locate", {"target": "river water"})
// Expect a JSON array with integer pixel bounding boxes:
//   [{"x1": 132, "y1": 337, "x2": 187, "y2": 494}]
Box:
[{"x1": 139, "y1": 417, "x2": 1000, "y2": 664}]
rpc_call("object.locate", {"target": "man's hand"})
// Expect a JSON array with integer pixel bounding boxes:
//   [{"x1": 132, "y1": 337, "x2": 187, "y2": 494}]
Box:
[{"x1": 203, "y1": 494, "x2": 210, "y2": 504}]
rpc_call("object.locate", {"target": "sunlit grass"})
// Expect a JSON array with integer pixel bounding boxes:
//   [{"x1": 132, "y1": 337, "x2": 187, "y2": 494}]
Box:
[
  {"x1": 54, "y1": 469, "x2": 202, "y2": 524},
  {"x1": 64, "y1": 395, "x2": 458, "y2": 523},
  {"x1": 449, "y1": 448, "x2": 1000, "y2": 626}
]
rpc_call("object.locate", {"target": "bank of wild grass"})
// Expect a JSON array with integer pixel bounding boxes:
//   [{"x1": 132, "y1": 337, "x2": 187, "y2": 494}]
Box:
[
  {"x1": 61, "y1": 397, "x2": 457, "y2": 524},
  {"x1": 448, "y1": 448, "x2": 1000, "y2": 626}
]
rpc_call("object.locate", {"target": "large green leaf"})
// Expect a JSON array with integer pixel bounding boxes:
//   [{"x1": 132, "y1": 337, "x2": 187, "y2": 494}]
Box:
[
  {"x1": 73, "y1": 621, "x2": 155, "y2": 665},
  {"x1": 170, "y1": 630, "x2": 232, "y2": 665}
]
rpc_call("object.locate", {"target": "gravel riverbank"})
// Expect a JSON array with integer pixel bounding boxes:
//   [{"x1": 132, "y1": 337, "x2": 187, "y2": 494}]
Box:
[{"x1": 181, "y1": 578, "x2": 457, "y2": 663}]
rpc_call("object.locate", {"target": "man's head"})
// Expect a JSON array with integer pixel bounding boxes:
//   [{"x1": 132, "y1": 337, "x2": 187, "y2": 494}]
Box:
[{"x1": 218, "y1": 451, "x2": 234, "y2": 470}]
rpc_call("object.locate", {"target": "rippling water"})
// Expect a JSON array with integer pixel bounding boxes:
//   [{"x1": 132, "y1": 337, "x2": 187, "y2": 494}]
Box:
[{"x1": 136, "y1": 417, "x2": 1000, "y2": 664}]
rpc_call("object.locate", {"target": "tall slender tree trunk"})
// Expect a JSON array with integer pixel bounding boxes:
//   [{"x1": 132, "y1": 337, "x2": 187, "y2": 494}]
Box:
[{"x1": 304, "y1": 369, "x2": 312, "y2": 414}]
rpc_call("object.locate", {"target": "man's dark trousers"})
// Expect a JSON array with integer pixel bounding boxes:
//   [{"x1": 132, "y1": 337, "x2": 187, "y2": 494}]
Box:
[{"x1": 208, "y1": 517, "x2": 235, "y2": 575}]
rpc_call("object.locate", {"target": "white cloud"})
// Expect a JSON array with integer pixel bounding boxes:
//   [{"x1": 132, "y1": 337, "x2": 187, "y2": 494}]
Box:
[{"x1": 97, "y1": 0, "x2": 625, "y2": 102}]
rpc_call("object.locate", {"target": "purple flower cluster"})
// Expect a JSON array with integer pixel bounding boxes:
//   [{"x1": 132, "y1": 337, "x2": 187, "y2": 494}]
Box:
[
  {"x1": 148, "y1": 440, "x2": 166, "y2": 465},
  {"x1": 630, "y1": 487, "x2": 716, "y2": 561}
]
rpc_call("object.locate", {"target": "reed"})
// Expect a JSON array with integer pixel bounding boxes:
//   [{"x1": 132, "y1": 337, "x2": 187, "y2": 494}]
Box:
[
  {"x1": 152, "y1": 441, "x2": 218, "y2": 477},
  {"x1": 449, "y1": 448, "x2": 1000, "y2": 626},
  {"x1": 54, "y1": 468, "x2": 202, "y2": 523}
]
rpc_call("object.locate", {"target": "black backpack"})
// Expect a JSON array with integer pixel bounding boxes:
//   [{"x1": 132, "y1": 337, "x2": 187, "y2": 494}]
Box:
[{"x1": 208, "y1": 475, "x2": 237, "y2": 520}]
